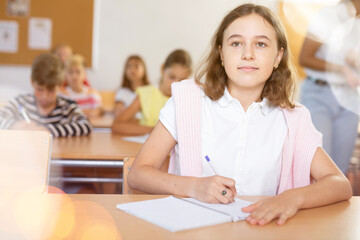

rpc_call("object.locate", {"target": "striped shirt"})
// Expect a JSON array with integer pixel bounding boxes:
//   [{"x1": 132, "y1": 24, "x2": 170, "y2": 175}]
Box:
[
  {"x1": 0, "y1": 94, "x2": 92, "y2": 137},
  {"x1": 63, "y1": 86, "x2": 102, "y2": 110}
]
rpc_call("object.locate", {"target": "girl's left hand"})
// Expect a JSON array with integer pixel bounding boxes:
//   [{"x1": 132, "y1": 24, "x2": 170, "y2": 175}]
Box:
[{"x1": 242, "y1": 191, "x2": 302, "y2": 226}]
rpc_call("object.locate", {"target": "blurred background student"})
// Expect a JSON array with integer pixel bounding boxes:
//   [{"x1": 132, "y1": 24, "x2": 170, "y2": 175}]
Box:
[
  {"x1": 114, "y1": 55, "x2": 150, "y2": 117},
  {"x1": 0, "y1": 53, "x2": 92, "y2": 137},
  {"x1": 52, "y1": 43, "x2": 92, "y2": 87},
  {"x1": 112, "y1": 49, "x2": 192, "y2": 135},
  {"x1": 60, "y1": 54, "x2": 103, "y2": 118},
  {"x1": 299, "y1": 0, "x2": 360, "y2": 174},
  {"x1": 52, "y1": 44, "x2": 73, "y2": 65}
]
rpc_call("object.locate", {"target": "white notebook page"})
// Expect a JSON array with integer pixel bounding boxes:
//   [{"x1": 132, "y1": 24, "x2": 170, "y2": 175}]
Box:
[
  {"x1": 182, "y1": 197, "x2": 253, "y2": 221},
  {"x1": 116, "y1": 196, "x2": 252, "y2": 232},
  {"x1": 122, "y1": 134, "x2": 149, "y2": 144}
]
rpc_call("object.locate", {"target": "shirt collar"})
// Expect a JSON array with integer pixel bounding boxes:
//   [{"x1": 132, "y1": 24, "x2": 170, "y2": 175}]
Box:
[
  {"x1": 217, "y1": 87, "x2": 271, "y2": 115},
  {"x1": 256, "y1": 98, "x2": 270, "y2": 116},
  {"x1": 217, "y1": 87, "x2": 237, "y2": 107}
]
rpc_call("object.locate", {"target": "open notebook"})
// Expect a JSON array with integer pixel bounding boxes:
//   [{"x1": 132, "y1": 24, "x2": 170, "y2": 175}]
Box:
[{"x1": 116, "y1": 196, "x2": 253, "y2": 232}]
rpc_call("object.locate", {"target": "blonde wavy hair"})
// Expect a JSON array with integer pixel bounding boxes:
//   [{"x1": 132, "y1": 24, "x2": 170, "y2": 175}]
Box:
[{"x1": 195, "y1": 3, "x2": 298, "y2": 108}]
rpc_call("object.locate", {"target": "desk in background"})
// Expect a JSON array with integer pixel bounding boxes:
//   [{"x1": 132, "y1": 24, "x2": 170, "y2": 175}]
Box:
[
  {"x1": 89, "y1": 113, "x2": 114, "y2": 130},
  {"x1": 50, "y1": 132, "x2": 142, "y2": 193}
]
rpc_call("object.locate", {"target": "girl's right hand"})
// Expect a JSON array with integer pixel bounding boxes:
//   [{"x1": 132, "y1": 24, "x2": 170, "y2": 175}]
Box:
[{"x1": 190, "y1": 176, "x2": 237, "y2": 204}]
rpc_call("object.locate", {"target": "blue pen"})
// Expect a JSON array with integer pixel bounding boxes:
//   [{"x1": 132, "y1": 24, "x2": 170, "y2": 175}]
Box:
[
  {"x1": 205, "y1": 155, "x2": 219, "y2": 175},
  {"x1": 205, "y1": 155, "x2": 228, "y2": 196}
]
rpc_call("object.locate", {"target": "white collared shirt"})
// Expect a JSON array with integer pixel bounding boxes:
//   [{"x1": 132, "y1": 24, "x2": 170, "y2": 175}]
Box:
[{"x1": 160, "y1": 88, "x2": 287, "y2": 195}]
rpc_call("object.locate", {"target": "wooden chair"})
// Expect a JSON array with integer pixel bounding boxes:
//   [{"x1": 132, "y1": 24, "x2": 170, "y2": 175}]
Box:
[
  {"x1": 99, "y1": 90, "x2": 115, "y2": 113},
  {"x1": 123, "y1": 156, "x2": 170, "y2": 194},
  {"x1": 0, "y1": 130, "x2": 52, "y2": 193},
  {"x1": 347, "y1": 138, "x2": 360, "y2": 196}
]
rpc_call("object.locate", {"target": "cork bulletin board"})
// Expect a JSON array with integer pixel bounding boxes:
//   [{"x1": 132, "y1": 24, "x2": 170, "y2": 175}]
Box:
[{"x1": 0, "y1": 0, "x2": 94, "y2": 66}]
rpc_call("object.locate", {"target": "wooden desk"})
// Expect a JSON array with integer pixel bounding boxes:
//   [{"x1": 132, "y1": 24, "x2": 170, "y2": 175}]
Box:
[
  {"x1": 2, "y1": 194, "x2": 359, "y2": 239},
  {"x1": 51, "y1": 132, "x2": 141, "y2": 160},
  {"x1": 50, "y1": 132, "x2": 142, "y2": 193},
  {"x1": 59, "y1": 195, "x2": 360, "y2": 239},
  {"x1": 89, "y1": 113, "x2": 114, "y2": 129}
]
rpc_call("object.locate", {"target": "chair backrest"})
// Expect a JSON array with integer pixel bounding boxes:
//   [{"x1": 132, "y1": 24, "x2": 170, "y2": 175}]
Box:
[
  {"x1": 99, "y1": 90, "x2": 115, "y2": 113},
  {"x1": 123, "y1": 156, "x2": 169, "y2": 194},
  {"x1": 0, "y1": 130, "x2": 52, "y2": 194}
]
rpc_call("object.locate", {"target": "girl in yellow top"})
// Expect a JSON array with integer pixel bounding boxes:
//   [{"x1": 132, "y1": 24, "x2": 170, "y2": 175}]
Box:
[
  {"x1": 112, "y1": 49, "x2": 192, "y2": 135},
  {"x1": 135, "y1": 85, "x2": 169, "y2": 127}
]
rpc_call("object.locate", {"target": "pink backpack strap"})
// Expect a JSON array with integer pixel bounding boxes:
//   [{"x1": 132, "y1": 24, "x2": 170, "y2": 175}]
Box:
[{"x1": 168, "y1": 79, "x2": 203, "y2": 176}]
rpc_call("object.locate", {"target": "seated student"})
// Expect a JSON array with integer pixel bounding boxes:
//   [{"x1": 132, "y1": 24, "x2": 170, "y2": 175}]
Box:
[
  {"x1": 127, "y1": 4, "x2": 352, "y2": 226},
  {"x1": 52, "y1": 44, "x2": 73, "y2": 64},
  {"x1": 0, "y1": 53, "x2": 92, "y2": 137},
  {"x1": 112, "y1": 49, "x2": 192, "y2": 136},
  {"x1": 114, "y1": 55, "x2": 150, "y2": 117},
  {"x1": 52, "y1": 44, "x2": 91, "y2": 87},
  {"x1": 60, "y1": 54, "x2": 103, "y2": 118}
]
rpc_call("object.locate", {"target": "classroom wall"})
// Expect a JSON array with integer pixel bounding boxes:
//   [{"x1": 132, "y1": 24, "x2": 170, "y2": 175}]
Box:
[{"x1": 0, "y1": 0, "x2": 277, "y2": 92}]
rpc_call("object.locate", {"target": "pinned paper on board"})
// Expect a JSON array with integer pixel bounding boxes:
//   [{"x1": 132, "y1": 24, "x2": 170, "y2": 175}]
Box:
[
  {"x1": 28, "y1": 17, "x2": 52, "y2": 50},
  {"x1": 6, "y1": 0, "x2": 31, "y2": 17},
  {"x1": 0, "y1": 21, "x2": 18, "y2": 53}
]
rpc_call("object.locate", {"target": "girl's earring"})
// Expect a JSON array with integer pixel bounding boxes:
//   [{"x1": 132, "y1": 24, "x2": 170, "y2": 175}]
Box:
[
  {"x1": 274, "y1": 65, "x2": 278, "y2": 70},
  {"x1": 221, "y1": 61, "x2": 224, "y2": 67}
]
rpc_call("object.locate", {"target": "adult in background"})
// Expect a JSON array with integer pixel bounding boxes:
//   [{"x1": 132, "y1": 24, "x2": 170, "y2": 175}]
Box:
[{"x1": 300, "y1": 0, "x2": 360, "y2": 174}]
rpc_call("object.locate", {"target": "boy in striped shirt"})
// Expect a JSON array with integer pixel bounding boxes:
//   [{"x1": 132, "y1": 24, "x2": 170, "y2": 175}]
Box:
[{"x1": 0, "y1": 53, "x2": 92, "y2": 137}]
